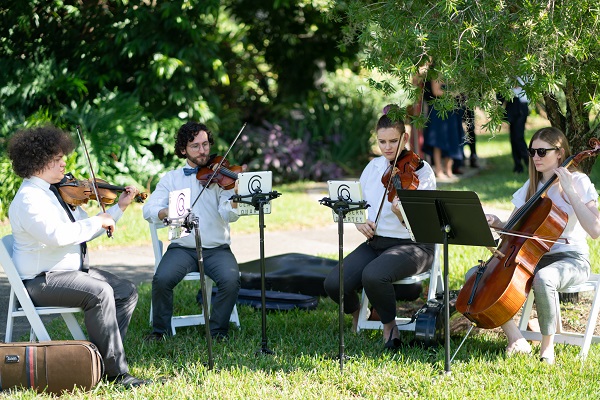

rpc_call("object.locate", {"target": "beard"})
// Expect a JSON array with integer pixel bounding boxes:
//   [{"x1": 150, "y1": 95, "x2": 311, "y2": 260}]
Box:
[{"x1": 187, "y1": 153, "x2": 209, "y2": 168}]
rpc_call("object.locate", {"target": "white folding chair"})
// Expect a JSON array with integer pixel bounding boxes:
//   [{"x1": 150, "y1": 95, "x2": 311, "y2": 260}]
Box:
[
  {"x1": 356, "y1": 243, "x2": 443, "y2": 332},
  {"x1": 148, "y1": 222, "x2": 240, "y2": 336},
  {"x1": 1, "y1": 235, "x2": 85, "y2": 342},
  {"x1": 518, "y1": 273, "x2": 600, "y2": 360}
]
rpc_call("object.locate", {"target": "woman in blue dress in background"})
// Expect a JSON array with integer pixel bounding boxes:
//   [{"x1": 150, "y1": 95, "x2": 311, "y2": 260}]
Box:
[{"x1": 423, "y1": 79, "x2": 465, "y2": 179}]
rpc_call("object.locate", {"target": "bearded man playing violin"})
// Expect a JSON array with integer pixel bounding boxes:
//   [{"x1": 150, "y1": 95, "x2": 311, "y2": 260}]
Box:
[
  {"x1": 143, "y1": 121, "x2": 241, "y2": 342},
  {"x1": 7, "y1": 125, "x2": 150, "y2": 388}
]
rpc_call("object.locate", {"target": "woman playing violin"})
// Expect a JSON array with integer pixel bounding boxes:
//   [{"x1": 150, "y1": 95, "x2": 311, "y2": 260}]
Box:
[
  {"x1": 142, "y1": 121, "x2": 241, "y2": 342},
  {"x1": 481, "y1": 127, "x2": 600, "y2": 364},
  {"x1": 323, "y1": 105, "x2": 437, "y2": 350}
]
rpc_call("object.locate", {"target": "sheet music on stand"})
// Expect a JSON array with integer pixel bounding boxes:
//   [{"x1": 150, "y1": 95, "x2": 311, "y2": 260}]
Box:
[
  {"x1": 327, "y1": 180, "x2": 367, "y2": 224},
  {"x1": 167, "y1": 188, "x2": 191, "y2": 241},
  {"x1": 235, "y1": 171, "x2": 273, "y2": 216}
]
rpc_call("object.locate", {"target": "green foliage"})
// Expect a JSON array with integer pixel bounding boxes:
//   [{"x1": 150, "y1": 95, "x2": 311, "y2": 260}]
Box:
[
  {"x1": 338, "y1": 0, "x2": 600, "y2": 169},
  {"x1": 0, "y1": 0, "x2": 366, "y2": 196},
  {"x1": 225, "y1": 0, "x2": 359, "y2": 104},
  {"x1": 0, "y1": 157, "x2": 20, "y2": 220}
]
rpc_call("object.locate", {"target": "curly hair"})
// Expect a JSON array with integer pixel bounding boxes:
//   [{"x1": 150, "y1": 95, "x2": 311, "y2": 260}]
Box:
[
  {"x1": 174, "y1": 122, "x2": 214, "y2": 159},
  {"x1": 8, "y1": 125, "x2": 75, "y2": 178}
]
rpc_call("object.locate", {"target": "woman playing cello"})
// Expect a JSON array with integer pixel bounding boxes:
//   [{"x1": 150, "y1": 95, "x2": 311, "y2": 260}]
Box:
[
  {"x1": 323, "y1": 105, "x2": 436, "y2": 350},
  {"x1": 479, "y1": 127, "x2": 600, "y2": 364}
]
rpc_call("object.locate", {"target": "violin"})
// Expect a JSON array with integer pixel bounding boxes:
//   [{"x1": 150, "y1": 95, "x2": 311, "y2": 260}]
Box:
[
  {"x1": 382, "y1": 150, "x2": 422, "y2": 202},
  {"x1": 57, "y1": 172, "x2": 147, "y2": 207},
  {"x1": 196, "y1": 155, "x2": 243, "y2": 190}
]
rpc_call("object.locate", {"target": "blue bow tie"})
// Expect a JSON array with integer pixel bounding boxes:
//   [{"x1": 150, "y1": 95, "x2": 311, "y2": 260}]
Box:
[{"x1": 183, "y1": 167, "x2": 199, "y2": 176}]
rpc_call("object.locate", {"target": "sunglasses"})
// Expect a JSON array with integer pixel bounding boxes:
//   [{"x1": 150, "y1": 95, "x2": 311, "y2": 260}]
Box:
[{"x1": 528, "y1": 147, "x2": 559, "y2": 158}]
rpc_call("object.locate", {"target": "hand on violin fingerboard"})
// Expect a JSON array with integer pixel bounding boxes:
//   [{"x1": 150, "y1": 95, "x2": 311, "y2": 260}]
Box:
[
  {"x1": 390, "y1": 196, "x2": 404, "y2": 220},
  {"x1": 117, "y1": 186, "x2": 141, "y2": 211}
]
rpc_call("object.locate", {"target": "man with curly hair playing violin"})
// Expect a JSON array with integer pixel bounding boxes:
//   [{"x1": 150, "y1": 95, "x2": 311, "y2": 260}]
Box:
[{"x1": 7, "y1": 125, "x2": 150, "y2": 388}]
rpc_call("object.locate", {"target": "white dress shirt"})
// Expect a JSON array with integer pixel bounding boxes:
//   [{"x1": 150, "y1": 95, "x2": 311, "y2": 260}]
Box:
[
  {"x1": 360, "y1": 155, "x2": 436, "y2": 239},
  {"x1": 142, "y1": 163, "x2": 240, "y2": 249},
  {"x1": 9, "y1": 176, "x2": 124, "y2": 279},
  {"x1": 512, "y1": 172, "x2": 598, "y2": 256}
]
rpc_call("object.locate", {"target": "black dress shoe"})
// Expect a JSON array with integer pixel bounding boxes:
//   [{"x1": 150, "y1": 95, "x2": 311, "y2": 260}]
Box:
[
  {"x1": 384, "y1": 329, "x2": 401, "y2": 351},
  {"x1": 107, "y1": 373, "x2": 152, "y2": 388},
  {"x1": 384, "y1": 337, "x2": 401, "y2": 351},
  {"x1": 211, "y1": 333, "x2": 229, "y2": 342},
  {"x1": 144, "y1": 332, "x2": 167, "y2": 342}
]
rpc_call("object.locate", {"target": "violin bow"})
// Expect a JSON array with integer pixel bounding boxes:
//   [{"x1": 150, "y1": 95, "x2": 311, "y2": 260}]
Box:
[
  {"x1": 489, "y1": 225, "x2": 570, "y2": 245},
  {"x1": 76, "y1": 125, "x2": 112, "y2": 238},
  {"x1": 191, "y1": 122, "x2": 247, "y2": 208}
]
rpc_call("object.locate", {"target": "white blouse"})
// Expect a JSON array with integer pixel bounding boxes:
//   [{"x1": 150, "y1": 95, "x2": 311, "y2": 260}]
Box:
[
  {"x1": 511, "y1": 172, "x2": 598, "y2": 256},
  {"x1": 360, "y1": 155, "x2": 436, "y2": 239}
]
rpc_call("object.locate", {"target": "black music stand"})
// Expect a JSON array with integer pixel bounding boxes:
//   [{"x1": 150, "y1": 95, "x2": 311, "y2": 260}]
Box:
[
  {"x1": 395, "y1": 190, "x2": 495, "y2": 374},
  {"x1": 230, "y1": 190, "x2": 281, "y2": 356},
  {"x1": 319, "y1": 196, "x2": 369, "y2": 373}
]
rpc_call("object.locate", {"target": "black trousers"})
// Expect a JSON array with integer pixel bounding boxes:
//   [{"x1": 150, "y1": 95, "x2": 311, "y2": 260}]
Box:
[{"x1": 323, "y1": 237, "x2": 434, "y2": 324}]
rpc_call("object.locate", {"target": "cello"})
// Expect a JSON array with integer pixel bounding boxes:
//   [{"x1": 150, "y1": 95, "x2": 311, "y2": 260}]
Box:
[{"x1": 456, "y1": 138, "x2": 600, "y2": 329}]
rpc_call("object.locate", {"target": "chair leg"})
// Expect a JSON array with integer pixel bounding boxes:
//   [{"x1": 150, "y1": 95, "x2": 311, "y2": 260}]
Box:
[
  {"x1": 5, "y1": 291, "x2": 16, "y2": 342},
  {"x1": 518, "y1": 291, "x2": 535, "y2": 332},
  {"x1": 230, "y1": 305, "x2": 241, "y2": 327},
  {"x1": 578, "y1": 282, "x2": 600, "y2": 360},
  {"x1": 356, "y1": 290, "x2": 371, "y2": 333},
  {"x1": 62, "y1": 313, "x2": 86, "y2": 340}
]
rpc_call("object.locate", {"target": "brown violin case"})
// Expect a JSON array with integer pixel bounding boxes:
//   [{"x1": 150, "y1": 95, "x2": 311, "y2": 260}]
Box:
[{"x1": 0, "y1": 340, "x2": 104, "y2": 395}]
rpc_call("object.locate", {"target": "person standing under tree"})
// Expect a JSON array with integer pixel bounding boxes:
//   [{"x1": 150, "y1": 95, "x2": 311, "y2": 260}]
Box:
[{"x1": 504, "y1": 80, "x2": 530, "y2": 173}]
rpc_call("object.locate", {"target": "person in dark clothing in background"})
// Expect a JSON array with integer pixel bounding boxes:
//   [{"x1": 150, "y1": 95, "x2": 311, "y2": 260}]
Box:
[{"x1": 505, "y1": 84, "x2": 530, "y2": 173}]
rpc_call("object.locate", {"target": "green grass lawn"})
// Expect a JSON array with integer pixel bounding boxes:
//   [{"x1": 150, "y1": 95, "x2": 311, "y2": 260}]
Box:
[{"x1": 4, "y1": 127, "x2": 600, "y2": 399}]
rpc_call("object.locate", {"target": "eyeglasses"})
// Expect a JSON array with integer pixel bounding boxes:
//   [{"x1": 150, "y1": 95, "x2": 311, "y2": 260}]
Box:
[
  {"x1": 187, "y1": 142, "x2": 210, "y2": 151},
  {"x1": 528, "y1": 147, "x2": 559, "y2": 158}
]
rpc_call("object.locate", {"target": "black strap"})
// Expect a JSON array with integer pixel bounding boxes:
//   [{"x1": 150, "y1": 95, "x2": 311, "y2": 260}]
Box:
[{"x1": 49, "y1": 184, "x2": 89, "y2": 272}]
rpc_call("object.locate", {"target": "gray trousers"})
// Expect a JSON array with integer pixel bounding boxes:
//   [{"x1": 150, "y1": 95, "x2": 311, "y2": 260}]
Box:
[
  {"x1": 323, "y1": 236, "x2": 434, "y2": 324},
  {"x1": 151, "y1": 244, "x2": 240, "y2": 337},
  {"x1": 24, "y1": 268, "x2": 137, "y2": 377},
  {"x1": 465, "y1": 251, "x2": 590, "y2": 335},
  {"x1": 532, "y1": 252, "x2": 590, "y2": 335}
]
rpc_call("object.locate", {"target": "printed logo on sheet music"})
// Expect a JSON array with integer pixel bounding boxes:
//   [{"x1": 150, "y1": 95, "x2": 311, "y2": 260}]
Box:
[
  {"x1": 335, "y1": 184, "x2": 364, "y2": 223},
  {"x1": 247, "y1": 174, "x2": 263, "y2": 194},
  {"x1": 337, "y1": 184, "x2": 352, "y2": 201},
  {"x1": 176, "y1": 192, "x2": 187, "y2": 216}
]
